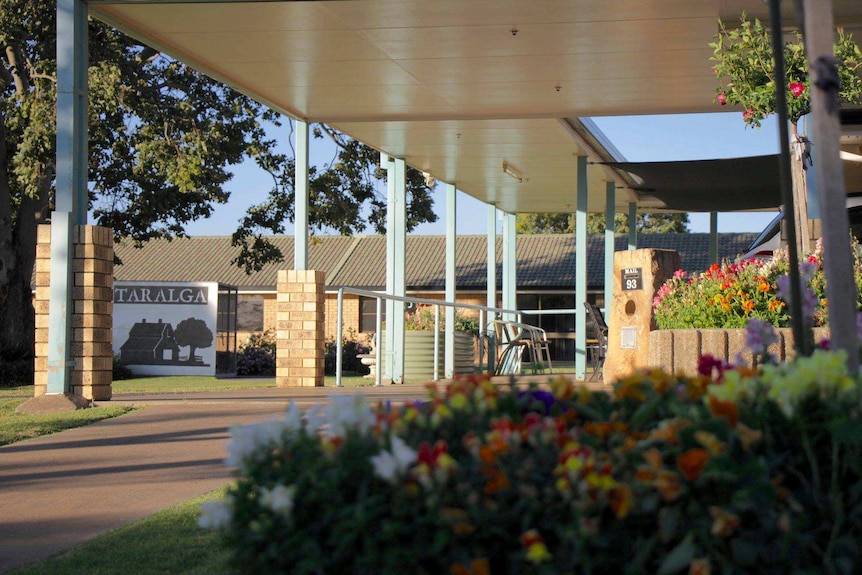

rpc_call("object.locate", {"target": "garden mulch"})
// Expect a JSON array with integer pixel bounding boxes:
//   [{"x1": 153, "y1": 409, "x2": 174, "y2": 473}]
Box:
[{"x1": 0, "y1": 375, "x2": 599, "y2": 573}]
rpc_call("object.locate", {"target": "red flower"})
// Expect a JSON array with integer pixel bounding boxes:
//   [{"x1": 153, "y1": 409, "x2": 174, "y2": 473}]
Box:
[
  {"x1": 789, "y1": 82, "x2": 805, "y2": 97},
  {"x1": 417, "y1": 441, "x2": 448, "y2": 466},
  {"x1": 742, "y1": 109, "x2": 755, "y2": 122},
  {"x1": 717, "y1": 93, "x2": 726, "y2": 106}
]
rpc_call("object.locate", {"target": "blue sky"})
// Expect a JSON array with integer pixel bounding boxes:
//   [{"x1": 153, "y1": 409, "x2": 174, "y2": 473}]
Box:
[{"x1": 185, "y1": 112, "x2": 781, "y2": 237}]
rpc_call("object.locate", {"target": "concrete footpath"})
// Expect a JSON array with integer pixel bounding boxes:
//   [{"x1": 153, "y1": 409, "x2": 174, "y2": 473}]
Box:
[{"x1": 0, "y1": 385, "x2": 430, "y2": 573}]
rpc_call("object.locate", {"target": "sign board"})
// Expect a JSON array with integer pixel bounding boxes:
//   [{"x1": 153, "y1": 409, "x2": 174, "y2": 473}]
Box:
[
  {"x1": 620, "y1": 326, "x2": 637, "y2": 349},
  {"x1": 113, "y1": 281, "x2": 219, "y2": 376},
  {"x1": 621, "y1": 267, "x2": 643, "y2": 291}
]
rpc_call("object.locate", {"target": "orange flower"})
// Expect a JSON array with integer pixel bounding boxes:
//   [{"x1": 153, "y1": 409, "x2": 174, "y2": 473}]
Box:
[
  {"x1": 616, "y1": 377, "x2": 648, "y2": 402},
  {"x1": 440, "y1": 507, "x2": 476, "y2": 536},
  {"x1": 451, "y1": 558, "x2": 490, "y2": 575},
  {"x1": 483, "y1": 467, "x2": 510, "y2": 494},
  {"x1": 757, "y1": 281, "x2": 770, "y2": 292},
  {"x1": 677, "y1": 448, "x2": 709, "y2": 481},
  {"x1": 655, "y1": 470, "x2": 683, "y2": 502},
  {"x1": 689, "y1": 558, "x2": 711, "y2": 575},
  {"x1": 609, "y1": 484, "x2": 634, "y2": 518},
  {"x1": 709, "y1": 506, "x2": 740, "y2": 538},
  {"x1": 707, "y1": 395, "x2": 739, "y2": 426},
  {"x1": 743, "y1": 299, "x2": 755, "y2": 314}
]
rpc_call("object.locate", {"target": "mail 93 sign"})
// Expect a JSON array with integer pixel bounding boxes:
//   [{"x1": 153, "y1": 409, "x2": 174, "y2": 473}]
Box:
[{"x1": 621, "y1": 267, "x2": 643, "y2": 291}]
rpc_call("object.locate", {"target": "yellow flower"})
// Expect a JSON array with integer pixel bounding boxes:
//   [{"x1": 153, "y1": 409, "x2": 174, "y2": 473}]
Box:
[
  {"x1": 520, "y1": 530, "x2": 552, "y2": 564},
  {"x1": 695, "y1": 431, "x2": 726, "y2": 455},
  {"x1": 735, "y1": 422, "x2": 763, "y2": 451},
  {"x1": 449, "y1": 393, "x2": 468, "y2": 410}
]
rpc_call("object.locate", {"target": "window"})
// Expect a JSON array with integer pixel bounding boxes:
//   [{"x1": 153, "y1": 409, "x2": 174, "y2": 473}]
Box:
[{"x1": 359, "y1": 296, "x2": 386, "y2": 333}]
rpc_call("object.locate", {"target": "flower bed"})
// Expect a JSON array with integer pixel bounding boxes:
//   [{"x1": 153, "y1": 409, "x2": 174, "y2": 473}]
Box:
[
  {"x1": 201, "y1": 353, "x2": 862, "y2": 574},
  {"x1": 653, "y1": 241, "x2": 862, "y2": 330}
]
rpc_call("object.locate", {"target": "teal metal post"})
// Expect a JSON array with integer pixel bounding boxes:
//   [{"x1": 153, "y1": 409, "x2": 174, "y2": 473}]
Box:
[
  {"x1": 487, "y1": 204, "x2": 497, "y2": 311},
  {"x1": 604, "y1": 181, "x2": 616, "y2": 313},
  {"x1": 391, "y1": 158, "x2": 407, "y2": 383},
  {"x1": 628, "y1": 202, "x2": 637, "y2": 250},
  {"x1": 575, "y1": 156, "x2": 588, "y2": 380},
  {"x1": 445, "y1": 183, "x2": 457, "y2": 378},
  {"x1": 502, "y1": 212, "x2": 516, "y2": 320},
  {"x1": 294, "y1": 120, "x2": 309, "y2": 270},
  {"x1": 709, "y1": 212, "x2": 718, "y2": 265},
  {"x1": 49, "y1": 0, "x2": 88, "y2": 394},
  {"x1": 382, "y1": 153, "x2": 395, "y2": 381}
]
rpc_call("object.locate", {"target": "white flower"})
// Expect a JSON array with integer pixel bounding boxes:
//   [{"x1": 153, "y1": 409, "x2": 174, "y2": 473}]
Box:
[
  {"x1": 284, "y1": 401, "x2": 303, "y2": 432},
  {"x1": 259, "y1": 484, "x2": 297, "y2": 517},
  {"x1": 371, "y1": 436, "x2": 417, "y2": 483},
  {"x1": 305, "y1": 403, "x2": 327, "y2": 434},
  {"x1": 324, "y1": 394, "x2": 375, "y2": 437},
  {"x1": 224, "y1": 415, "x2": 288, "y2": 470},
  {"x1": 198, "y1": 496, "x2": 233, "y2": 531}
]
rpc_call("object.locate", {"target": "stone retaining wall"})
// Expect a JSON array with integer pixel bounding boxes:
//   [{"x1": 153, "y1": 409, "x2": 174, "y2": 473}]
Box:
[{"x1": 648, "y1": 327, "x2": 830, "y2": 376}]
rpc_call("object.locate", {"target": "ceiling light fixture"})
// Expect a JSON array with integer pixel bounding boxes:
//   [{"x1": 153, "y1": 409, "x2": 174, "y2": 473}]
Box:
[{"x1": 502, "y1": 161, "x2": 524, "y2": 183}]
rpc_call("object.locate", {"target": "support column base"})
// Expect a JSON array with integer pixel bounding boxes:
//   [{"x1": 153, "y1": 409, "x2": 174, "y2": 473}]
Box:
[{"x1": 15, "y1": 393, "x2": 92, "y2": 414}]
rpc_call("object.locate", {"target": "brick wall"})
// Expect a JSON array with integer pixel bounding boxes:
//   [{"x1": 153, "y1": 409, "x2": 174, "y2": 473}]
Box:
[
  {"x1": 34, "y1": 224, "x2": 114, "y2": 400},
  {"x1": 275, "y1": 270, "x2": 325, "y2": 387}
]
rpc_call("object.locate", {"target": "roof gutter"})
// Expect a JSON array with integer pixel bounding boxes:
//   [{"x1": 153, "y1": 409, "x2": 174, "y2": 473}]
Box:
[{"x1": 558, "y1": 117, "x2": 647, "y2": 203}]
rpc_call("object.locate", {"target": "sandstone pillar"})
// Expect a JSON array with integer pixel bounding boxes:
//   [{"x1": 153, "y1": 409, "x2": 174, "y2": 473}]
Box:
[
  {"x1": 276, "y1": 270, "x2": 325, "y2": 387},
  {"x1": 603, "y1": 249, "x2": 680, "y2": 383}
]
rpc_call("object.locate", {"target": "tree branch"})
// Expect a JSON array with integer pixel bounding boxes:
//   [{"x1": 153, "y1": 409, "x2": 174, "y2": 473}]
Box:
[{"x1": 5, "y1": 44, "x2": 30, "y2": 93}]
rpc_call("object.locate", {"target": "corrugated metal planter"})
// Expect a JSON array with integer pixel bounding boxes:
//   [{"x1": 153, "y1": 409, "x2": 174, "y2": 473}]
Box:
[
  {"x1": 382, "y1": 330, "x2": 476, "y2": 383},
  {"x1": 648, "y1": 327, "x2": 830, "y2": 377}
]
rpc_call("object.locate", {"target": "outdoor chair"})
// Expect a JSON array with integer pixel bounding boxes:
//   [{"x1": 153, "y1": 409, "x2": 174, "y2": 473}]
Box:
[
  {"x1": 492, "y1": 320, "x2": 551, "y2": 375},
  {"x1": 584, "y1": 302, "x2": 608, "y2": 381}
]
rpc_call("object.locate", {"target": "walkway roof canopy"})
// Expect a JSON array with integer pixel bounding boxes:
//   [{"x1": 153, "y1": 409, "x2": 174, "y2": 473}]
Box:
[{"x1": 89, "y1": 0, "x2": 862, "y2": 215}]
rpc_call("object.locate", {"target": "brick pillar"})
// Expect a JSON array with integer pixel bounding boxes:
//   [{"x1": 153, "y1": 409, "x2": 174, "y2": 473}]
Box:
[
  {"x1": 34, "y1": 224, "x2": 114, "y2": 400},
  {"x1": 276, "y1": 270, "x2": 325, "y2": 387}
]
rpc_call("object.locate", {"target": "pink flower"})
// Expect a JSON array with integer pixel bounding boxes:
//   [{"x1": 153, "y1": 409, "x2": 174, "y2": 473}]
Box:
[
  {"x1": 742, "y1": 109, "x2": 755, "y2": 122},
  {"x1": 717, "y1": 93, "x2": 726, "y2": 106},
  {"x1": 789, "y1": 82, "x2": 805, "y2": 97}
]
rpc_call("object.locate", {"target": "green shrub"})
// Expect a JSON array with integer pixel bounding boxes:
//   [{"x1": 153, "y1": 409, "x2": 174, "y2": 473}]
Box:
[
  {"x1": 236, "y1": 331, "x2": 276, "y2": 376},
  {"x1": 112, "y1": 354, "x2": 135, "y2": 381},
  {"x1": 0, "y1": 355, "x2": 33, "y2": 387},
  {"x1": 324, "y1": 331, "x2": 371, "y2": 375}
]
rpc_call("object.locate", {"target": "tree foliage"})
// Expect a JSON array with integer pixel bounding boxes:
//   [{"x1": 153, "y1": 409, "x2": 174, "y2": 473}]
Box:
[
  {"x1": 0, "y1": 4, "x2": 435, "y2": 364},
  {"x1": 516, "y1": 212, "x2": 689, "y2": 234},
  {"x1": 710, "y1": 14, "x2": 862, "y2": 128}
]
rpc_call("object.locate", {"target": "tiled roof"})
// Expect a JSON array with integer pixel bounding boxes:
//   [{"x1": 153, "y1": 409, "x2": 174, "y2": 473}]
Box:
[{"x1": 113, "y1": 233, "x2": 758, "y2": 291}]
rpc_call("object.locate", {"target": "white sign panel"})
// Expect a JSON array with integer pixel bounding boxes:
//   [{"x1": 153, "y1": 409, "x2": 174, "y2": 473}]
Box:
[
  {"x1": 113, "y1": 282, "x2": 218, "y2": 376},
  {"x1": 620, "y1": 326, "x2": 638, "y2": 350}
]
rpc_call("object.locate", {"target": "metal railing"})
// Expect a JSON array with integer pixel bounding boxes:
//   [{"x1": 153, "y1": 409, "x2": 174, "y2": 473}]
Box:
[{"x1": 334, "y1": 287, "x2": 523, "y2": 387}]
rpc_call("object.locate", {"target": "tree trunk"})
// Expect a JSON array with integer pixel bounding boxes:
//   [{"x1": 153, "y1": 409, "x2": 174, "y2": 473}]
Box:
[
  {"x1": 789, "y1": 123, "x2": 813, "y2": 255},
  {"x1": 0, "y1": 111, "x2": 36, "y2": 362}
]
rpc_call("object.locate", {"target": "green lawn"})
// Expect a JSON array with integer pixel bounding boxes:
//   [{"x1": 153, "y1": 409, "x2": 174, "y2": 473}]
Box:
[
  {"x1": 7, "y1": 489, "x2": 232, "y2": 575},
  {"x1": 0, "y1": 398, "x2": 135, "y2": 447}
]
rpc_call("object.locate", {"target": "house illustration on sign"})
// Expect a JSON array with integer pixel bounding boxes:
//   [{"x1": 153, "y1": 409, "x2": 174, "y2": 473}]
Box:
[{"x1": 120, "y1": 318, "x2": 180, "y2": 365}]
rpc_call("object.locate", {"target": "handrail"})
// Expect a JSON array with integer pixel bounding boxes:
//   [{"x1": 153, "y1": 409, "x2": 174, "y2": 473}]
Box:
[{"x1": 335, "y1": 287, "x2": 522, "y2": 387}]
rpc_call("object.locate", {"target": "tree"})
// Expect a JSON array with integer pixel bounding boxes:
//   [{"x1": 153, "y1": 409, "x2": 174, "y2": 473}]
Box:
[
  {"x1": 516, "y1": 212, "x2": 689, "y2": 234},
  {"x1": 0, "y1": 3, "x2": 435, "y2": 375},
  {"x1": 710, "y1": 14, "x2": 862, "y2": 252},
  {"x1": 173, "y1": 317, "x2": 213, "y2": 363}
]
